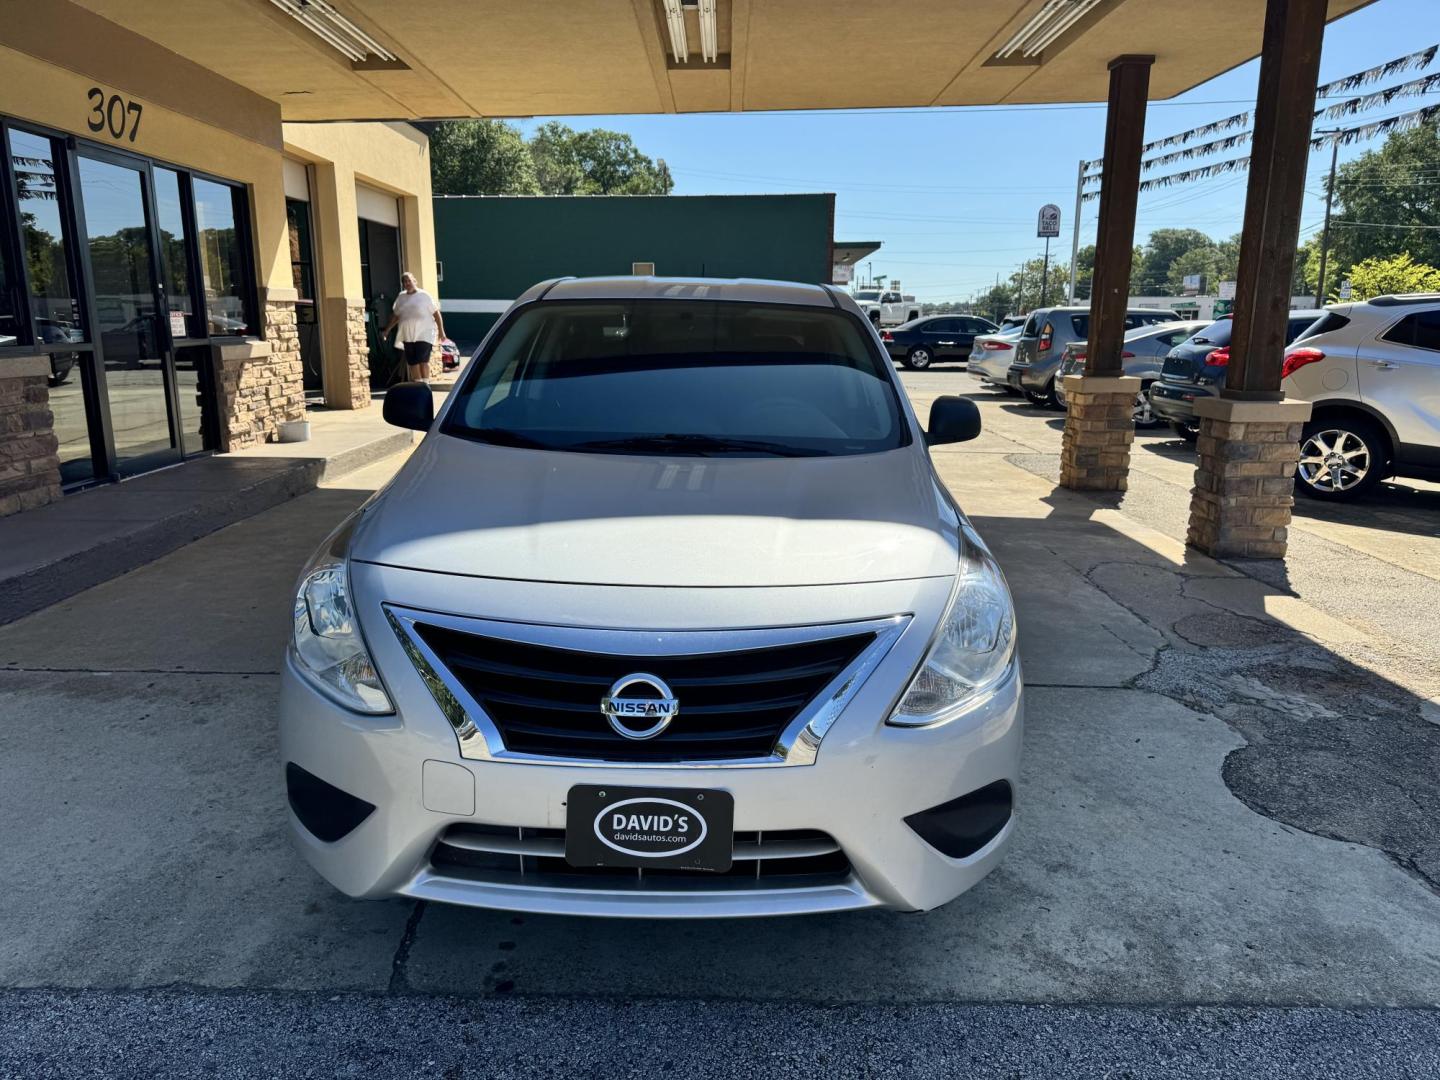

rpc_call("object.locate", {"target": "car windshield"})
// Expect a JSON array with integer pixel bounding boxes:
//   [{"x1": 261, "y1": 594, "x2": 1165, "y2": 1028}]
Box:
[
  {"x1": 445, "y1": 300, "x2": 908, "y2": 458},
  {"x1": 855, "y1": 290, "x2": 880, "y2": 302}
]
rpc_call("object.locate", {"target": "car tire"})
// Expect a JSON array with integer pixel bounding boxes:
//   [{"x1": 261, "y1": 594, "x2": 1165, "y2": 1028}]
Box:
[
  {"x1": 1170, "y1": 419, "x2": 1200, "y2": 442},
  {"x1": 868, "y1": 311, "x2": 881, "y2": 326},
  {"x1": 1296, "y1": 416, "x2": 1386, "y2": 501},
  {"x1": 1133, "y1": 384, "x2": 1163, "y2": 428},
  {"x1": 904, "y1": 347, "x2": 933, "y2": 370},
  {"x1": 1025, "y1": 380, "x2": 1058, "y2": 409}
]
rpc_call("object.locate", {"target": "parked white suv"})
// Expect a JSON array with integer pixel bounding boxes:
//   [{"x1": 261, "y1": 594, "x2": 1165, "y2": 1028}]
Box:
[
  {"x1": 281, "y1": 277, "x2": 1022, "y2": 918},
  {"x1": 1282, "y1": 294, "x2": 1440, "y2": 499}
]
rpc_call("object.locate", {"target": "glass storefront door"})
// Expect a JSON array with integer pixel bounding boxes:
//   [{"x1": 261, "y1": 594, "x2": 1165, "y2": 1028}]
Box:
[{"x1": 76, "y1": 152, "x2": 181, "y2": 476}]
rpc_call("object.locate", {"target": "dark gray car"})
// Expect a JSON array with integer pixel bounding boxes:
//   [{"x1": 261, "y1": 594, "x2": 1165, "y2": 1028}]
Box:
[{"x1": 1008, "y1": 305, "x2": 1181, "y2": 407}]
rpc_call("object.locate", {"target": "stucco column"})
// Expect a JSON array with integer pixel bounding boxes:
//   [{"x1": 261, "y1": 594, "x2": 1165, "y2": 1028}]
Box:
[{"x1": 309, "y1": 161, "x2": 372, "y2": 410}]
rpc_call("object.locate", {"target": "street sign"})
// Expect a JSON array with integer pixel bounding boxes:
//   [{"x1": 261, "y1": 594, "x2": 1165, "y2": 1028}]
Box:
[
  {"x1": 1037, "y1": 204, "x2": 1061, "y2": 238},
  {"x1": 1340, "y1": 279, "x2": 1353, "y2": 300},
  {"x1": 1218, "y1": 280, "x2": 1237, "y2": 300}
]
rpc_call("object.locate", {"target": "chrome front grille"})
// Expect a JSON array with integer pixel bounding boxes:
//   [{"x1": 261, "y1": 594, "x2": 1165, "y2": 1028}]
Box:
[
  {"x1": 430, "y1": 823, "x2": 850, "y2": 891},
  {"x1": 410, "y1": 622, "x2": 878, "y2": 763}
]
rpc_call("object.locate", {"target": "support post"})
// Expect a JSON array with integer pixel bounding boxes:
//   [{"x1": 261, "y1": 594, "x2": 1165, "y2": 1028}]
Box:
[
  {"x1": 1187, "y1": 0, "x2": 1327, "y2": 560},
  {"x1": 1059, "y1": 55, "x2": 1152, "y2": 493}
]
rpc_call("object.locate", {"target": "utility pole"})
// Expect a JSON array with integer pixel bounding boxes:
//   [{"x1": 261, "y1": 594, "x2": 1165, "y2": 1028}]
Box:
[
  {"x1": 1314, "y1": 132, "x2": 1341, "y2": 307},
  {"x1": 1016, "y1": 262, "x2": 1026, "y2": 314},
  {"x1": 1068, "y1": 158, "x2": 1085, "y2": 304}
]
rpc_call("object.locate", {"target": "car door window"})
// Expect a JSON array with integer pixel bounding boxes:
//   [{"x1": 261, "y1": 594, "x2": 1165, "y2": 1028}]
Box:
[
  {"x1": 927, "y1": 319, "x2": 958, "y2": 335},
  {"x1": 1382, "y1": 311, "x2": 1440, "y2": 352}
]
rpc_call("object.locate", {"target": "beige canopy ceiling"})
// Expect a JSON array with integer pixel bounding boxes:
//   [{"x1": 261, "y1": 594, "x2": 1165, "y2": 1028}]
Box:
[{"x1": 63, "y1": 0, "x2": 1376, "y2": 121}]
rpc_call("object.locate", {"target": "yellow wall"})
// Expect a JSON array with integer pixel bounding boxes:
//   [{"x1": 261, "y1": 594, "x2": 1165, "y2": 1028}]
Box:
[
  {"x1": 0, "y1": 42, "x2": 292, "y2": 295},
  {"x1": 0, "y1": 13, "x2": 436, "y2": 410},
  {"x1": 282, "y1": 122, "x2": 438, "y2": 303}
]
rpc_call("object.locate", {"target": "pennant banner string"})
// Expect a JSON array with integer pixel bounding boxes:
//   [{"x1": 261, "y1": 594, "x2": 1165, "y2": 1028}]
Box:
[{"x1": 1083, "y1": 42, "x2": 1439, "y2": 177}]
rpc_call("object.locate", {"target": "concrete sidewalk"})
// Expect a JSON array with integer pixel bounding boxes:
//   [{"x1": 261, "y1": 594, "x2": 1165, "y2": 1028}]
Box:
[{"x1": 0, "y1": 398, "x2": 415, "y2": 626}]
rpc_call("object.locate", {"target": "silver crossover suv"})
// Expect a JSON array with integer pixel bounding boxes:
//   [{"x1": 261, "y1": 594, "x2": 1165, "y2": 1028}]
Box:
[
  {"x1": 1282, "y1": 294, "x2": 1440, "y2": 499},
  {"x1": 281, "y1": 277, "x2": 1023, "y2": 918}
]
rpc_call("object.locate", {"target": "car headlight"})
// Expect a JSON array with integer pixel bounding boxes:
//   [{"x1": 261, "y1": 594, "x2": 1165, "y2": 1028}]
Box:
[
  {"x1": 290, "y1": 518, "x2": 392, "y2": 714},
  {"x1": 890, "y1": 529, "x2": 1016, "y2": 727}
]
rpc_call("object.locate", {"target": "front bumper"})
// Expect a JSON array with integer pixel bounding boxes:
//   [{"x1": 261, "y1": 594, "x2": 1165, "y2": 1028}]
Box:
[{"x1": 279, "y1": 570, "x2": 1024, "y2": 918}]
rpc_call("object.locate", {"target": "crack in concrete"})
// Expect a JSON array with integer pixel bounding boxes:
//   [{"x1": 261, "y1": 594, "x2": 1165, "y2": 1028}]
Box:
[{"x1": 387, "y1": 901, "x2": 427, "y2": 996}]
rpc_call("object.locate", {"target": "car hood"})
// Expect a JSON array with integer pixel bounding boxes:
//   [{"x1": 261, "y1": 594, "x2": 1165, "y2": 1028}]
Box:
[{"x1": 351, "y1": 434, "x2": 960, "y2": 588}]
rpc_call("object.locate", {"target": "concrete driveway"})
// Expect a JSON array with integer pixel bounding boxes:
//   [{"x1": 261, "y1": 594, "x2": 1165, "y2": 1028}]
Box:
[{"x1": 2, "y1": 374, "x2": 1437, "y2": 1077}]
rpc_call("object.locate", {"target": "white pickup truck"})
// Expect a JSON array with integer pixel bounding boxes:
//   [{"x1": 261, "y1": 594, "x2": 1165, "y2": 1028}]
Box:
[{"x1": 852, "y1": 289, "x2": 920, "y2": 328}]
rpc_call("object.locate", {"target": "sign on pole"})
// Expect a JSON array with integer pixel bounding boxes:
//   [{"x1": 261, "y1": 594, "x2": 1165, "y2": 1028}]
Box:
[
  {"x1": 1037, "y1": 204, "x2": 1061, "y2": 238},
  {"x1": 1339, "y1": 279, "x2": 1353, "y2": 300},
  {"x1": 1218, "y1": 280, "x2": 1237, "y2": 301}
]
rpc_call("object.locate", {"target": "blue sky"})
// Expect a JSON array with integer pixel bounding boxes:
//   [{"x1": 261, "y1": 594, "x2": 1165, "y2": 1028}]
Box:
[{"x1": 521, "y1": 0, "x2": 1434, "y2": 301}]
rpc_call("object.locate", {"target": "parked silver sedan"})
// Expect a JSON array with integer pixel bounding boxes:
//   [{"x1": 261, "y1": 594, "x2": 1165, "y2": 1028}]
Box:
[
  {"x1": 968, "y1": 324, "x2": 1027, "y2": 393},
  {"x1": 1054, "y1": 320, "x2": 1208, "y2": 425}
]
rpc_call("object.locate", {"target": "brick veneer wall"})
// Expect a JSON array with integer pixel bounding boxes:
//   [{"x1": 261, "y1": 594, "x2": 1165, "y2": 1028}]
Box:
[
  {"x1": 1186, "y1": 399, "x2": 1312, "y2": 559},
  {"x1": 0, "y1": 359, "x2": 63, "y2": 518},
  {"x1": 213, "y1": 299, "x2": 306, "y2": 451},
  {"x1": 346, "y1": 302, "x2": 371, "y2": 408},
  {"x1": 1059, "y1": 376, "x2": 1141, "y2": 492}
]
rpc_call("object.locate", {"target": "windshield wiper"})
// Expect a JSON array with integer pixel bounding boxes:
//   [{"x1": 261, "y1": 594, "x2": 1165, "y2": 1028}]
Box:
[
  {"x1": 466, "y1": 427, "x2": 556, "y2": 450},
  {"x1": 570, "y1": 433, "x2": 821, "y2": 457}
]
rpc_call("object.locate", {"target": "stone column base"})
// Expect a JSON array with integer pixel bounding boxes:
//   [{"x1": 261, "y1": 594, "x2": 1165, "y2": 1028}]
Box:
[
  {"x1": 1186, "y1": 396, "x2": 1312, "y2": 560},
  {"x1": 0, "y1": 357, "x2": 63, "y2": 518},
  {"x1": 213, "y1": 336, "x2": 306, "y2": 451},
  {"x1": 1059, "y1": 375, "x2": 1141, "y2": 491},
  {"x1": 346, "y1": 302, "x2": 372, "y2": 408}
]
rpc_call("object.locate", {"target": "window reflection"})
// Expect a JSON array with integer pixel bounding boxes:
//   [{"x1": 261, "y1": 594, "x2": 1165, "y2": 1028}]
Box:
[
  {"x1": 154, "y1": 168, "x2": 195, "y2": 340},
  {"x1": 9, "y1": 129, "x2": 83, "y2": 344},
  {"x1": 193, "y1": 178, "x2": 252, "y2": 336}
]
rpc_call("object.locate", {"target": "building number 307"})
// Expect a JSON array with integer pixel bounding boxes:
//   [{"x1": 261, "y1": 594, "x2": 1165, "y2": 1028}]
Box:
[{"x1": 86, "y1": 87, "x2": 144, "y2": 144}]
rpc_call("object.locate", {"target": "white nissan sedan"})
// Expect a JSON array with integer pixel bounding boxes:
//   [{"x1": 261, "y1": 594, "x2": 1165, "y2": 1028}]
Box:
[{"x1": 280, "y1": 277, "x2": 1023, "y2": 918}]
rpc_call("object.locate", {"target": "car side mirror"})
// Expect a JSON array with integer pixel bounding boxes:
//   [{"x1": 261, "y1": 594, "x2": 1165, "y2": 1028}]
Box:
[
  {"x1": 383, "y1": 381, "x2": 435, "y2": 431},
  {"x1": 926, "y1": 396, "x2": 982, "y2": 446}
]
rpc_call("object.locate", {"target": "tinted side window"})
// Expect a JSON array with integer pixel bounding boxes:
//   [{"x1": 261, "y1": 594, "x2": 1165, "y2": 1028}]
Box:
[
  {"x1": 1382, "y1": 311, "x2": 1440, "y2": 352},
  {"x1": 926, "y1": 318, "x2": 958, "y2": 333},
  {"x1": 1285, "y1": 316, "x2": 1323, "y2": 344},
  {"x1": 1297, "y1": 312, "x2": 1350, "y2": 342},
  {"x1": 1070, "y1": 314, "x2": 1089, "y2": 338},
  {"x1": 1023, "y1": 314, "x2": 1042, "y2": 336}
]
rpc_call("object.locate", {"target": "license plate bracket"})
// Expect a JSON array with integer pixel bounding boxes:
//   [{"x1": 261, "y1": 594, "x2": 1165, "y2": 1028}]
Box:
[{"x1": 565, "y1": 785, "x2": 734, "y2": 873}]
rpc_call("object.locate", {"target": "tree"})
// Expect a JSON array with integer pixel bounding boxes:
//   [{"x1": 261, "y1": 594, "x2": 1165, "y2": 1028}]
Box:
[
  {"x1": 1166, "y1": 232, "x2": 1241, "y2": 294},
  {"x1": 428, "y1": 119, "x2": 539, "y2": 196},
  {"x1": 1344, "y1": 253, "x2": 1440, "y2": 300},
  {"x1": 1010, "y1": 255, "x2": 1070, "y2": 311},
  {"x1": 529, "y1": 122, "x2": 674, "y2": 195},
  {"x1": 1327, "y1": 121, "x2": 1440, "y2": 273},
  {"x1": 1135, "y1": 228, "x2": 1214, "y2": 295}
]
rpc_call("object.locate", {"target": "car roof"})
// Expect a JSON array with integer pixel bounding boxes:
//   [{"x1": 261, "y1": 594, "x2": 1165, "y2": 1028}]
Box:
[
  {"x1": 518, "y1": 276, "x2": 840, "y2": 309},
  {"x1": 1366, "y1": 292, "x2": 1440, "y2": 307}
]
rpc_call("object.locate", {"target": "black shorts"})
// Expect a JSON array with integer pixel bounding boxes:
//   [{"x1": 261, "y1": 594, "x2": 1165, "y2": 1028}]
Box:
[{"x1": 403, "y1": 341, "x2": 433, "y2": 367}]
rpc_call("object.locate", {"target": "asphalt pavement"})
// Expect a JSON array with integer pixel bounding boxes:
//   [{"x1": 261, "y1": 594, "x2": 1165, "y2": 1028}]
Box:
[{"x1": 0, "y1": 371, "x2": 1436, "y2": 1077}]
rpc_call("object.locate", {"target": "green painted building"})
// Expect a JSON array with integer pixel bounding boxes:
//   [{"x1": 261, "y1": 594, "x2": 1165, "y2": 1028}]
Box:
[{"x1": 435, "y1": 193, "x2": 837, "y2": 346}]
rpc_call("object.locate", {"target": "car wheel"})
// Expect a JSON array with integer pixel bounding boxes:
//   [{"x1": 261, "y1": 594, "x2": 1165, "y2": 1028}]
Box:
[
  {"x1": 868, "y1": 311, "x2": 881, "y2": 326},
  {"x1": 1133, "y1": 385, "x2": 1162, "y2": 428},
  {"x1": 1025, "y1": 380, "x2": 1058, "y2": 408},
  {"x1": 1296, "y1": 417, "x2": 1385, "y2": 501},
  {"x1": 1170, "y1": 419, "x2": 1200, "y2": 442},
  {"x1": 904, "y1": 347, "x2": 933, "y2": 370}
]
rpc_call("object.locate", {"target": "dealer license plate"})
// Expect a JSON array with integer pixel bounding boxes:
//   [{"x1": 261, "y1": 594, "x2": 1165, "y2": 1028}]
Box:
[{"x1": 564, "y1": 785, "x2": 734, "y2": 873}]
